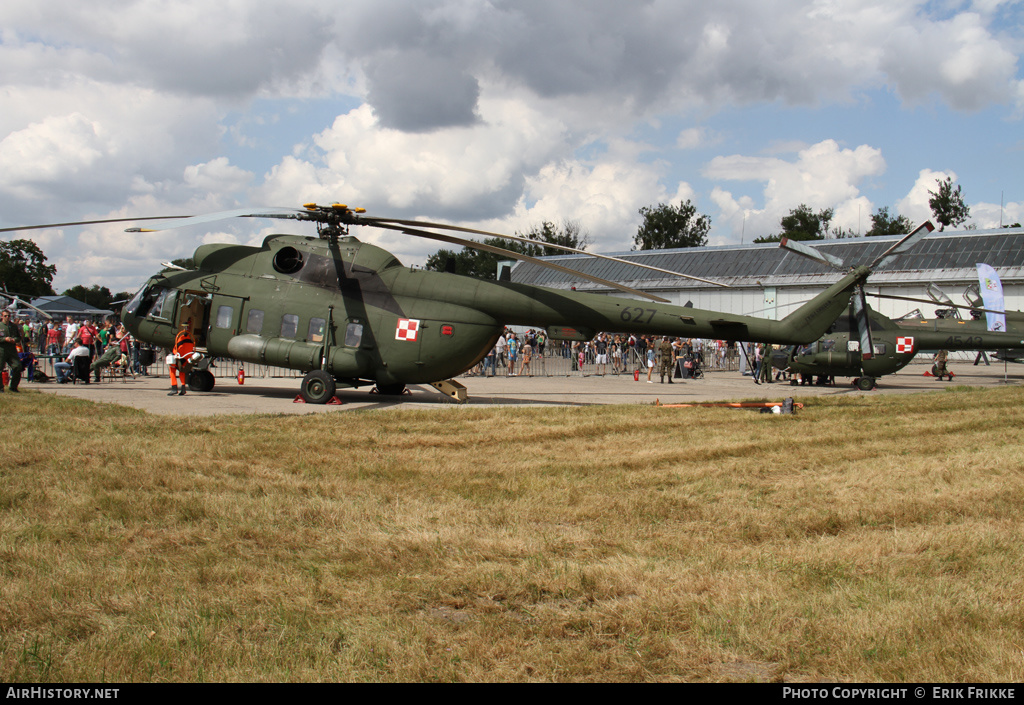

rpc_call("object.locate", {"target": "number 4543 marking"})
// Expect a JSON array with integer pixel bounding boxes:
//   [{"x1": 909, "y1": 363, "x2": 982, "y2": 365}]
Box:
[{"x1": 944, "y1": 335, "x2": 984, "y2": 346}]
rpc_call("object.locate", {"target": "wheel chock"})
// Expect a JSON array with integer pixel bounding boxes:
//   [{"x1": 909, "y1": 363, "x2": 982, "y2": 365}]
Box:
[
  {"x1": 429, "y1": 378, "x2": 468, "y2": 403},
  {"x1": 293, "y1": 395, "x2": 344, "y2": 405}
]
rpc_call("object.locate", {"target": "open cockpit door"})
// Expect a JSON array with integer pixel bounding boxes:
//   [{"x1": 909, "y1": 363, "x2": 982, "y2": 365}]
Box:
[{"x1": 176, "y1": 291, "x2": 211, "y2": 351}]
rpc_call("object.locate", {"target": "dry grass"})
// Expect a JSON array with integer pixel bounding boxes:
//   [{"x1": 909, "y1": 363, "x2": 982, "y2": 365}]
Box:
[{"x1": 2, "y1": 385, "x2": 1024, "y2": 682}]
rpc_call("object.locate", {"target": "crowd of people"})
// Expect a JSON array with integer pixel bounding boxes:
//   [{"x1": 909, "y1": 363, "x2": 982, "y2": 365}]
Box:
[
  {"x1": 462, "y1": 329, "x2": 827, "y2": 387},
  {"x1": 0, "y1": 314, "x2": 150, "y2": 389},
  {"x1": 468, "y1": 329, "x2": 758, "y2": 382}
]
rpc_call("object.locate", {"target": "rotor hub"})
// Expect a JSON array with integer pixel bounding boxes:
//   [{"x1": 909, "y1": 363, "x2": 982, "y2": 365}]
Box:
[{"x1": 299, "y1": 203, "x2": 366, "y2": 241}]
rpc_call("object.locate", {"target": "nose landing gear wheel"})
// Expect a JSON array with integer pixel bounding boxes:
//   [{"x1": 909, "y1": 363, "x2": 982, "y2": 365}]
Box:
[
  {"x1": 855, "y1": 375, "x2": 875, "y2": 391},
  {"x1": 187, "y1": 370, "x2": 216, "y2": 392},
  {"x1": 300, "y1": 370, "x2": 336, "y2": 404}
]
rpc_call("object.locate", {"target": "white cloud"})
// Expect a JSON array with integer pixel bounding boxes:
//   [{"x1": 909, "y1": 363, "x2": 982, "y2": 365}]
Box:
[
  {"x1": 0, "y1": 114, "x2": 105, "y2": 198},
  {"x1": 677, "y1": 127, "x2": 722, "y2": 150},
  {"x1": 897, "y1": 169, "x2": 955, "y2": 225},
  {"x1": 880, "y1": 11, "x2": 1021, "y2": 110},
  {"x1": 257, "y1": 98, "x2": 571, "y2": 220},
  {"x1": 703, "y1": 139, "x2": 887, "y2": 239},
  {"x1": 183, "y1": 158, "x2": 254, "y2": 194},
  {"x1": 497, "y1": 160, "x2": 681, "y2": 252},
  {"x1": 971, "y1": 199, "x2": 1023, "y2": 228}
]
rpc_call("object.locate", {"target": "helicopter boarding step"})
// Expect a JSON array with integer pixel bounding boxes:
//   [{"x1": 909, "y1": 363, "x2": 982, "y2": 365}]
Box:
[{"x1": 429, "y1": 378, "x2": 468, "y2": 403}]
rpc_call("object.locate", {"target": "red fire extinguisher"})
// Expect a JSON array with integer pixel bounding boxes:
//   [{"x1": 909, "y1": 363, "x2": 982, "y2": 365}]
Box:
[
  {"x1": 237, "y1": 368, "x2": 245, "y2": 385},
  {"x1": 633, "y1": 369, "x2": 639, "y2": 381}
]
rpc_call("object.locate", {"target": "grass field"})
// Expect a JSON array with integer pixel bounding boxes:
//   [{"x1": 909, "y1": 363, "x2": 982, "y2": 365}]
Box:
[{"x1": 2, "y1": 385, "x2": 1023, "y2": 682}]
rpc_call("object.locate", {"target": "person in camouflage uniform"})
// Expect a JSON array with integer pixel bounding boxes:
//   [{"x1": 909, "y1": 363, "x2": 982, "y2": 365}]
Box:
[
  {"x1": 933, "y1": 349, "x2": 951, "y2": 381},
  {"x1": 758, "y1": 343, "x2": 774, "y2": 384},
  {"x1": 658, "y1": 336, "x2": 676, "y2": 384},
  {"x1": 0, "y1": 310, "x2": 24, "y2": 392}
]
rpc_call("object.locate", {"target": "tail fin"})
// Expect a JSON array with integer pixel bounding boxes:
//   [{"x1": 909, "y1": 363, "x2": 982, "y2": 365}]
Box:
[{"x1": 771, "y1": 266, "x2": 871, "y2": 344}]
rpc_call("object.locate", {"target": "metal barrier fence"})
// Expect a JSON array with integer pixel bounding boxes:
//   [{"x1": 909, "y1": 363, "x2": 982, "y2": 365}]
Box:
[
  {"x1": 31, "y1": 343, "x2": 990, "y2": 384},
  {"x1": 459, "y1": 344, "x2": 743, "y2": 378}
]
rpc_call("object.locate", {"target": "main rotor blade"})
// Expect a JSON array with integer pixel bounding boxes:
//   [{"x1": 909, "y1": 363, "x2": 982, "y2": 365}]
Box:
[
  {"x1": 778, "y1": 237, "x2": 846, "y2": 271},
  {"x1": 867, "y1": 291, "x2": 1006, "y2": 316},
  {"x1": 869, "y1": 220, "x2": 935, "y2": 269},
  {"x1": 1, "y1": 215, "x2": 192, "y2": 234},
  {"x1": 361, "y1": 216, "x2": 729, "y2": 288},
  {"x1": 125, "y1": 208, "x2": 302, "y2": 232},
  {"x1": 370, "y1": 221, "x2": 670, "y2": 303},
  {"x1": 0, "y1": 293, "x2": 54, "y2": 319}
]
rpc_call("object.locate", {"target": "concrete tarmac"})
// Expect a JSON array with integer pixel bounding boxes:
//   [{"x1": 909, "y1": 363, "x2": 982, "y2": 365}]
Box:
[{"x1": 22, "y1": 360, "x2": 1022, "y2": 416}]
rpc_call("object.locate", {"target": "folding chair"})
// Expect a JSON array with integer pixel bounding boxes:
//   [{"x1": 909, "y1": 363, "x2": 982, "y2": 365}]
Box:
[
  {"x1": 71, "y1": 355, "x2": 91, "y2": 385},
  {"x1": 104, "y1": 353, "x2": 135, "y2": 383}
]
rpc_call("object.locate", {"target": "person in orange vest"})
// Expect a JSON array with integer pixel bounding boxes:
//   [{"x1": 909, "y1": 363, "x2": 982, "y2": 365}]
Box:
[{"x1": 167, "y1": 320, "x2": 197, "y2": 396}]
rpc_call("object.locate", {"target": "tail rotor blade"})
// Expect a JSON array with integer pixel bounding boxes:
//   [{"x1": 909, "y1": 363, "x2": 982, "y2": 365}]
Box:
[
  {"x1": 852, "y1": 286, "x2": 874, "y2": 361},
  {"x1": 779, "y1": 237, "x2": 846, "y2": 271},
  {"x1": 870, "y1": 220, "x2": 934, "y2": 269}
]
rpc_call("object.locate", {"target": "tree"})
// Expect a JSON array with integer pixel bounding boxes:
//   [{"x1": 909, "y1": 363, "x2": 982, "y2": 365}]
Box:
[
  {"x1": 928, "y1": 177, "x2": 970, "y2": 231},
  {"x1": 163, "y1": 257, "x2": 195, "y2": 272},
  {"x1": 523, "y1": 219, "x2": 591, "y2": 256},
  {"x1": 425, "y1": 220, "x2": 591, "y2": 279},
  {"x1": 62, "y1": 284, "x2": 114, "y2": 310},
  {"x1": 866, "y1": 206, "x2": 912, "y2": 237},
  {"x1": 753, "y1": 204, "x2": 833, "y2": 243},
  {"x1": 0, "y1": 239, "x2": 56, "y2": 297},
  {"x1": 633, "y1": 200, "x2": 711, "y2": 250}
]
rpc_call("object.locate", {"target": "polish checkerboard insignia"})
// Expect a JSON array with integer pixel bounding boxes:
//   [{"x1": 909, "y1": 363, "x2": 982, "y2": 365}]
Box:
[
  {"x1": 395, "y1": 318, "x2": 420, "y2": 342},
  {"x1": 896, "y1": 336, "x2": 914, "y2": 354}
]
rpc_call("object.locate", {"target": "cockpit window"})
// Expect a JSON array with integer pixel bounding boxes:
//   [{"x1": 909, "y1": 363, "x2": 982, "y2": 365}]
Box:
[
  {"x1": 148, "y1": 288, "x2": 178, "y2": 321},
  {"x1": 124, "y1": 285, "x2": 150, "y2": 317},
  {"x1": 128, "y1": 286, "x2": 177, "y2": 321}
]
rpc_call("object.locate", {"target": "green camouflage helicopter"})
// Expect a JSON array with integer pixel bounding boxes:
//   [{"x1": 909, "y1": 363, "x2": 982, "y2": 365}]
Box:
[
  {"x1": 770, "y1": 303, "x2": 1024, "y2": 390},
  {"x1": 770, "y1": 232, "x2": 1024, "y2": 389},
  {"x1": 5, "y1": 203, "x2": 874, "y2": 403}
]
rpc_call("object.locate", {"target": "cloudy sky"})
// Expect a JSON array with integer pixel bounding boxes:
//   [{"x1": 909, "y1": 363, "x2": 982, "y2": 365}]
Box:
[{"x1": 1, "y1": 0, "x2": 1022, "y2": 293}]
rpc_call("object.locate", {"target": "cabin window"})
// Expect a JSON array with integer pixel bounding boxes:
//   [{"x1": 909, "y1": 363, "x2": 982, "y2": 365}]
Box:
[
  {"x1": 873, "y1": 342, "x2": 887, "y2": 356},
  {"x1": 308, "y1": 317, "x2": 326, "y2": 343},
  {"x1": 246, "y1": 309, "x2": 264, "y2": 334},
  {"x1": 820, "y1": 340, "x2": 835, "y2": 353},
  {"x1": 216, "y1": 305, "x2": 233, "y2": 329},
  {"x1": 280, "y1": 314, "x2": 299, "y2": 339},
  {"x1": 345, "y1": 323, "x2": 363, "y2": 347}
]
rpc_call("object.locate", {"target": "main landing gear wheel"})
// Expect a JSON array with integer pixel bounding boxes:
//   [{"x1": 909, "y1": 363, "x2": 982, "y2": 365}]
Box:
[
  {"x1": 856, "y1": 376, "x2": 875, "y2": 391},
  {"x1": 300, "y1": 370, "x2": 336, "y2": 404},
  {"x1": 187, "y1": 370, "x2": 215, "y2": 392}
]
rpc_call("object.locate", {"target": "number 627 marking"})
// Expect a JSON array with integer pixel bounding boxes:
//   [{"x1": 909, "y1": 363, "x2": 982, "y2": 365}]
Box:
[{"x1": 620, "y1": 307, "x2": 657, "y2": 324}]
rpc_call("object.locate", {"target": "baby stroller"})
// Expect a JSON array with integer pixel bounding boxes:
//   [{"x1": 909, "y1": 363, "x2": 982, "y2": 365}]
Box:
[{"x1": 685, "y1": 354, "x2": 704, "y2": 380}]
